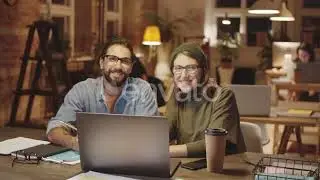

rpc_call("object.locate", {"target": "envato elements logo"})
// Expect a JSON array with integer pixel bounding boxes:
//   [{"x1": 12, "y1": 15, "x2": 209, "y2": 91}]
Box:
[{"x1": 120, "y1": 78, "x2": 222, "y2": 103}]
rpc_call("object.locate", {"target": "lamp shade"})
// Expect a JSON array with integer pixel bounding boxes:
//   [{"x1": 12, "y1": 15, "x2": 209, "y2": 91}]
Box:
[
  {"x1": 248, "y1": 0, "x2": 279, "y2": 15},
  {"x1": 142, "y1": 26, "x2": 161, "y2": 46},
  {"x1": 270, "y1": 2, "x2": 295, "y2": 21}
]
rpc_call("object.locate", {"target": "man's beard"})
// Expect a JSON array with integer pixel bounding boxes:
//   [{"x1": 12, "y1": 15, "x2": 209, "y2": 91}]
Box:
[{"x1": 104, "y1": 69, "x2": 128, "y2": 87}]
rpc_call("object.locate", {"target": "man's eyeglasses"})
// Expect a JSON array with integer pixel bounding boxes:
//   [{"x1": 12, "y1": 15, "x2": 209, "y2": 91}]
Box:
[
  {"x1": 102, "y1": 55, "x2": 134, "y2": 66},
  {"x1": 173, "y1": 65, "x2": 199, "y2": 75},
  {"x1": 12, "y1": 150, "x2": 41, "y2": 167}
]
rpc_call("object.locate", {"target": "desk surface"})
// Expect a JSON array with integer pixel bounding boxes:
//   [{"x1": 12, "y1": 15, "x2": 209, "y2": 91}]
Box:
[
  {"x1": 274, "y1": 82, "x2": 320, "y2": 91},
  {"x1": 0, "y1": 127, "x2": 299, "y2": 180},
  {"x1": 240, "y1": 115, "x2": 319, "y2": 126},
  {"x1": 240, "y1": 102, "x2": 319, "y2": 126}
]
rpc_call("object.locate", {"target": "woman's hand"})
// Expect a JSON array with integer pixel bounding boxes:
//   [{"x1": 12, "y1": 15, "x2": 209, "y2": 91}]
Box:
[{"x1": 169, "y1": 144, "x2": 187, "y2": 157}]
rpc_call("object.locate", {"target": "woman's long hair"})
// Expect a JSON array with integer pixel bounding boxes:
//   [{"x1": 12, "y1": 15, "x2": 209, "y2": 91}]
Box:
[{"x1": 294, "y1": 42, "x2": 315, "y2": 63}]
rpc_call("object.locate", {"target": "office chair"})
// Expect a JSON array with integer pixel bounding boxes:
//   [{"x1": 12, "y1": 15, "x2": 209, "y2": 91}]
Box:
[{"x1": 240, "y1": 122, "x2": 263, "y2": 153}]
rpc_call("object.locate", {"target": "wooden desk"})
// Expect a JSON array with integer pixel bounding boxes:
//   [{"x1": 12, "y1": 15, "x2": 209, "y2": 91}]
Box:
[
  {"x1": 241, "y1": 115, "x2": 320, "y2": 156},
  {"x1": 274, "y1": 82, "x2": 320, "y2": 92},
  {"x1": 0, "y1": 127, "x2": 303, "y2": 180},
  {"x1": 240, "y1": 104, "x2": 320, "y2": 157},
  {"x1": 240, "y1": 116, "x2": 319, "y2": 127},
  {"x1": 273, "y1": 84, "x2": 320, "y2": 156}
]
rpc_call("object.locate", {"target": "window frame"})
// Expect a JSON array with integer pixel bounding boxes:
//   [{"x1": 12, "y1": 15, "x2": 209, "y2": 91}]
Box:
[
  {"x1": 206, "y1": 0, "x2": 273, "y2": 47},
  {"x1": 40, "y1": 0, "x2": 75, "y2": 58},
  {"x1": 104, "y1": 0, "x2": 123, "y2": 41}
]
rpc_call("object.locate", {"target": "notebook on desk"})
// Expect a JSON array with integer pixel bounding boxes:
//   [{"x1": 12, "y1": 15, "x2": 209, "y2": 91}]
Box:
[
  {"x1": 42, "y1": 150, "x2": 80, "y2": 165},
  {"x1": 11, "y1": 144, "x2": 70, "y2": 160},
  {"x1": 76, "y1": 113, "x2": 181, "y2": 178},
  {"x1": 230, "y1": 85, "x2": 272, "y2": 117},
  {"x1": 277, "y1": 109, "x2": 318, "y2": 118}
]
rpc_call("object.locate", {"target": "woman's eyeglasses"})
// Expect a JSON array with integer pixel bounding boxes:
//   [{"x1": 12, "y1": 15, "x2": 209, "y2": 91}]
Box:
[
  {"x1": 173, "y1": 65, "x2": 199, "y2": 75},
  {"x1": 102, "y1": 55, "x2": 134, "y2": 66}
]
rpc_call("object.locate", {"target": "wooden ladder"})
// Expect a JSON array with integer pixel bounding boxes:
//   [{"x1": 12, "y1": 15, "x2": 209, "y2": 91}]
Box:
[{"x1": 8, "y1": 20, "x2": 71, "y2": 127}]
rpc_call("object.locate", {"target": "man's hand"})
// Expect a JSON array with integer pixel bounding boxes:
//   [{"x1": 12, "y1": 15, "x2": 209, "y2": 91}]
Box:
[{"x1": 47, "y1": 127, "x2": 79, "y2": 151}]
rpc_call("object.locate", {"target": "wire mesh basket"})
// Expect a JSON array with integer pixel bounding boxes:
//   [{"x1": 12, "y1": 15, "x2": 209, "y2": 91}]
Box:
[{"x1": 253, "y1": 156, "x2": 320, "y2": 180}]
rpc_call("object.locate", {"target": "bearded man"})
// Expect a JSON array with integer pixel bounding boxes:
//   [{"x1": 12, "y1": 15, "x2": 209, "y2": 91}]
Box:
[{"x1": 46, "y1": 38, "x2": 158, "y2": 150}]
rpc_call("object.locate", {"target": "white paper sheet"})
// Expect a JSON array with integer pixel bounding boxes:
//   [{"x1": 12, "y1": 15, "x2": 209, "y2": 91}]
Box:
[
  {"x1": 67, "y1": 171, "x2": 140, "y2": 180},
  {"x1": 0, "y1": 137, "x2": 50, "y2": 155}
]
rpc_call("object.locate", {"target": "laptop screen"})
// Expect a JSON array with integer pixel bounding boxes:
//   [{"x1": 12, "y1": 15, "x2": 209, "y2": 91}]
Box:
[
  {"x1": 230, "y1": 85, "x2": 271, "y2": 116},
  {"x1": 296, "y1": 63, "x2": 320, "y2": 83}
]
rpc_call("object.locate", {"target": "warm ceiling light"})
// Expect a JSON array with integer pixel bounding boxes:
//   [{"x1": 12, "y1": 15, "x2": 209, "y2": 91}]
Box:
[
  {"x1": 222, "y1": 19, "x2": 231, "y2": 25},
  {"x1": 270, "y1": 2, "x2": 295, "y2": 21},
  {"x1": 222, "y1": 13, "x2": 231, "y2": 25},
  {"x1": 248, "y1": 0, "x2": 280, "y2": 15},
  {"x1": 142, "y1": 26, "x2": 161, "y2": 46}
]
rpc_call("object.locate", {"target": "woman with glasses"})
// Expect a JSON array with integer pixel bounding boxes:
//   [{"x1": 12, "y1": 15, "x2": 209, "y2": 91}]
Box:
[{"x1": 166, "y1": 43, "x2": 246, "y2": 157}]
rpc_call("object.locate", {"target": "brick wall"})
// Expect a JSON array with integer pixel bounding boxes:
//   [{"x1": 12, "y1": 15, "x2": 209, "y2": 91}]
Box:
[
  {"x1": 74, "y1": 0, "x2": 92, "y2": 56},
  {"x1": 122, "y1": 0, "x2": 158, "y2": 75},
  {"x1": 0, "y1": 1, "x2": 42, "y2": 127},
  {"x1": 122, "y1": 0, "x2": 158, "y2": 46}
]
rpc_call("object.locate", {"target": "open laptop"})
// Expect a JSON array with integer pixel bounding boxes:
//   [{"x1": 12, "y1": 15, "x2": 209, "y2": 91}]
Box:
[
  {"x1": 76, "y1": 113, "x2": 181, "y2": 178},
  {"x1": 295, "y1": 63, "x2": 320, "y2": 83},
  {"x1": 229, "y1": 85, "x2": 271, "y2": 117}
]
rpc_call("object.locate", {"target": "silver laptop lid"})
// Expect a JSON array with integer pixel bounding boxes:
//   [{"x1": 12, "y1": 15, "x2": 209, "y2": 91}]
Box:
[
  {"x1": 76, "y1": 113, "x2": 170, "y2": 178},
  {"x1": 229, "y1": 85, "x2": 271, "y2": 116}
]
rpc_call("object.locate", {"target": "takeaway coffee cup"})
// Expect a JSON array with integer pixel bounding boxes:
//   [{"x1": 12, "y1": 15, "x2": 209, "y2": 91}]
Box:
[{"x1": 205, "y1": 128, "x2": 228, "y2": 173}]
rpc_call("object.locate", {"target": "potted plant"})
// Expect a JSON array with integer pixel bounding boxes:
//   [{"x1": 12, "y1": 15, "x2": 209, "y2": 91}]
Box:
[
  {"x1": 257, "y1": 33, "x2": 273, "y2": 71},
  {"x1": 217, "y1": 31, "x2": 240, "y2": 66}
]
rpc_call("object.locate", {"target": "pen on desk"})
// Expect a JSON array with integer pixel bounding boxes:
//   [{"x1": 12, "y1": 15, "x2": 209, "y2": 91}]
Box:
[{"x1": 56, "y1": 120, "x2": 77, "y2": 131}]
